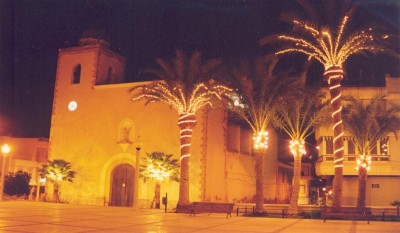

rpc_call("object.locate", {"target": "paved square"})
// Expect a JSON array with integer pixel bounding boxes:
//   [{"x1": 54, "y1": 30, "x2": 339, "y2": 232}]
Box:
[{"x1": 0, "y1": 201, "x2": 399, "y2": 232}]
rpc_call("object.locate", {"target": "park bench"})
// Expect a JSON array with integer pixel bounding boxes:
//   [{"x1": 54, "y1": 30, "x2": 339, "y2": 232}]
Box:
[
  {"x1": 189, "y1": 202, "x2": 235, "y2": 218},
  {"x1": 322, "y1": 207, "x2": 372, "y2": 224}
]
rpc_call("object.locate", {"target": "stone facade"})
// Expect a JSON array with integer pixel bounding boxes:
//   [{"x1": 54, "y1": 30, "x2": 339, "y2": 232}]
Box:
[{"x1": 48, "y1": 37, "x2": 286, "y2": 207}]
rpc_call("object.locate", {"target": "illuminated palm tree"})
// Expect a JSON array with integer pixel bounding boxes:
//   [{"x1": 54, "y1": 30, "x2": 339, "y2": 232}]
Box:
[
  {"x1": 273, "y1": 88, "x2": 330, "y2": 214},
  {"x1": 342, "y1": 95, "x2": 400, "y2": 208},
  {"x1": 140, "y1": 152, "x2": 179, "y2": 209},
  {"x1": 260, "y1": 9, "x2": 388, "y2": 208},
  {"x1": 40, "y1": 159, "x2": 76, "y2": 203},
  {"x1": 227, "y1": 55, "x2": 297, "y2": 214},
  {"x1": 130, "y1": 50, "x2": 232, "y2": 208}
]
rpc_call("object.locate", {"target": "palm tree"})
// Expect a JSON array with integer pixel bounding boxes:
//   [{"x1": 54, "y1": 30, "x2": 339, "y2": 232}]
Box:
[
  {"x1": 342, "y1": 94, "x2": 400, "y2": 208},
  {"x1": 40, "y1": 159, "x2": 76, "y2": 203},
  {"x1": 227, "y1": 55, "x2": 297, "y2": 214},
  {"x1": 130, "y1": 50, "x2": 232, "y2": 208},
  {"x1": 140, "y1": 152, "x2": 180, "y2": 209},
  {"x1": 273, "y1": 88, "x2": 330, "y2": 214},
  {"x1": 260, "y1": 6, "x2": 389, "y2": 208}
]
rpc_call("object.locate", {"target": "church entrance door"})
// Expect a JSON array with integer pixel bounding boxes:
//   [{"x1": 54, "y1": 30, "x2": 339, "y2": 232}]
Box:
[{"x1": 110, "y1": 164, "x2": 134, "y2": 207}]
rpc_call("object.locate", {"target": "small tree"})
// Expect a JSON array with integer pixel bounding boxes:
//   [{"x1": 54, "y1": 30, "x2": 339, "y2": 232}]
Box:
[
  {"x1": 342, "y1": 94, "x2": 400, "y2": 208},
  {"x1": 273, "y1": 88, "x2": 330, "y2": 214},
  {"x1": 4, "y1": 170, "x2": 31, "y2": 197},
  {"x1": 140, "y1": 152, "x2": 179, "y2": 209},
  {"x1": 40, "y1": 159, "x2": 76, "y2": 203},
  {"x1": 225, "y1": 55, "x2": 298, "y2": 214}
]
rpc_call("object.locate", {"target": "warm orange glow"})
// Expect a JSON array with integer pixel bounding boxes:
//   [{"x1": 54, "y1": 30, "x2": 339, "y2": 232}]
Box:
[
  {"x1": 289, "y1": 139, "x2": 306, "y2": 156},
  {"x1": 276, "y1": 15, "x2": 380, "y2": 68},
  {"x1": 49, "y1": 171, "x2": 63, "y2": 181},
  {"x1": 146, "y1": 164, "x2": 171, "y2": 181},
  {"x1": 178, "y1": 113, "x2": 196, "y2": 161},
  {"x1": 356, "y1": 154, "x2": 372, "y2": 171},
  {"x1": 253, "y1": 131, "x2": 268, "y2": 151},
  {"x1": 1, "y1": 144, "x2": 10, "y2": 155},
  {"x1": 131, "y1": 82, "x2": 232, "y2": 115}
]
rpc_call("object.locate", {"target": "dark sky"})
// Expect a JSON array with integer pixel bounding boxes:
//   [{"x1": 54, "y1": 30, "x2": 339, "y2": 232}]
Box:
[{"x1": 0, "y1": 0, "x2": 399, "y2": 138}]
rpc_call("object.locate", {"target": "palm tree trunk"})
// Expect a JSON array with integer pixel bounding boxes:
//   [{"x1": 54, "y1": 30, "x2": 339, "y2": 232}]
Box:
[
  {"x1": 254, "y1": 151, "x2": 264, "y2": 214},
  {"x1": 289, "y1": 153, "x2": 302, "y2": 215},
  {"x1": 357, "y1": 167, "x2": 368, "y2": 209},
  {"x1": 177, "y1": 113, "x2": 196, "y2": 208},
  {"x1": 154, "y1": 182, "x2": 161, "y2": 209},
  {"x1": 54, "y1": 181, "x2": 60, "y2": 203},
  {"x1": 324, "y1": 65, "x2": 344, "y2": 209}
]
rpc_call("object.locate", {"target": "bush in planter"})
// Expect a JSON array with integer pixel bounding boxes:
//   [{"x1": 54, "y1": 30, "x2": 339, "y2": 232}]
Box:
[{"x1": 4, "y1": 170, "x2": 31, "y2": 197}]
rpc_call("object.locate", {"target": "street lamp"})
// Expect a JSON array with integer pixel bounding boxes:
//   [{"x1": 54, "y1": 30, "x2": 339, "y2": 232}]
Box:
[
  {"x1": 0, "y1": 144, "x2": 10, "y2": 201},
  {"x1": 133, "y1": 137, "x2": 142, "y2": 209}
]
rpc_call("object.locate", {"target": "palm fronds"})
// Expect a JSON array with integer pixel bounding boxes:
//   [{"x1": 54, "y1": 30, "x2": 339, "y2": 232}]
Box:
[
  {"x1": 139, "y1": 152, "x2": 180, "y2": 183},
  {"x1": 342, "y1": 94, "x2": 400, "y2": 154}
]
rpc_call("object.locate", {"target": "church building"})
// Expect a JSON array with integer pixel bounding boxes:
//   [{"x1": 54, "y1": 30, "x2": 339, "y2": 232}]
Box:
[{"x1": 48, "y1": 31, "x2": 293, "y2": 208}]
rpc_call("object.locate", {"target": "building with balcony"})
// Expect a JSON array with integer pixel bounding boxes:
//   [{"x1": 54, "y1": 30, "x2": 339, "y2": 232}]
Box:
[{"x1": 315, "y1": 77, "x2": 400, "y2": 206}]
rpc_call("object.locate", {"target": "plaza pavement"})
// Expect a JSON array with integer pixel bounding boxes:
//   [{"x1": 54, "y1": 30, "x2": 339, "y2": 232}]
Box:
[{"x1": 0, "y1": 201, "x2": 399, "y2": 233}]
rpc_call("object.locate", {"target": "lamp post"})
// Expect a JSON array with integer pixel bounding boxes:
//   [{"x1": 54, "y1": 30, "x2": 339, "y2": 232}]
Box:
[
  {"x1": 133, "y1": 137, "x2": 142, "y2": 209},
  {"x1": 0, "y1": 144, "x2": 10, "y2": 201},
  {"x1": 35, "y1": 166, "x2": 42, "y2": 202}
]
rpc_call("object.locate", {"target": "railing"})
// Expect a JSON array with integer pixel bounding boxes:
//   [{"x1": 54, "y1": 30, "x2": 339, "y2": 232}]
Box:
[
  {"x1": 319, "y1": 154, "x2": 390, "y2": 162},
  {"x1": 234, "y1": 205, "x2": 400, "y2": 221}
]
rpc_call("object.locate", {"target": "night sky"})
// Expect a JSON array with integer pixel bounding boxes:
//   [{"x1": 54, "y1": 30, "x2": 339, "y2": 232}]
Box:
[{"x1": 0, "y1": 0, "x2": 399, "y2": 138}]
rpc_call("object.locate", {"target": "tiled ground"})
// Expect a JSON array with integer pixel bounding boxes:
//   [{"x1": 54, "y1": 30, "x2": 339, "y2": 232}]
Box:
[{"x1": 0, "y1": 201, "x2": 399, "y2": 232}]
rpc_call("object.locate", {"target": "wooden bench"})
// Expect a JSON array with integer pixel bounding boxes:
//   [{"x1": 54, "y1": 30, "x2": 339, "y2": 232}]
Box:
[
  {"x1": 322, "y1": 207, "x2": 372, "y2": 224},
  {"x1": 189, "y1": 202, "x2": 234, "y2": 218}
]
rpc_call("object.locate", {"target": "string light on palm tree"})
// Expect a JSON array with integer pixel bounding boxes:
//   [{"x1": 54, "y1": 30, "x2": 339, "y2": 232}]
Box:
[
  {"x1": 356, "y1": 155, "x2": 372, "y2": 172},
  {"x1": 261, "y1": 12, "x2": 388, "y2": 208},
  {"x1": 289, "y1": 139, "x2": 306, "y2": 156},
  {"x1": 130, "y1": 50, "x2": 232, "y2": 207},
  {"x1": 253, "y1": 131, "x2": 269, "y2": 151}
]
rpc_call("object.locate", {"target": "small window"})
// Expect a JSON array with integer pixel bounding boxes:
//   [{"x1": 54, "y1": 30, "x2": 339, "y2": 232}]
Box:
[
  {"x1": 107, "y1": 67, "x2": 113, "y2": 83},
  {"x1": 227, "y1": 124, "x2": 240, "y2": 152},
  {"x1": 301, "y1": 167, "x2": 310, "y2": 176},
  {"x1": 380, "y1": 138, "x2": 389, "y2": 155},
  {"x1": 240, "y1": 128, "x2": 252, "y2": 154},
  {"x1": 325, "y1": 137, "x2": 333, "y2": 154},
  {"x1": 72, "y1": 64, "x2": 81, "y2": 84},
  {"x1": 370, "y1": 143, "x2": 377, "y2": 155},
  {"x1": 348, "y1": 139, "x2": 355, "y2": 154}
]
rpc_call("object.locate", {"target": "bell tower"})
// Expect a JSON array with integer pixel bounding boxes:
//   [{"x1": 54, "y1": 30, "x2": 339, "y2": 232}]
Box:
[{"x1": 49, "y1": 29, "x2": 126, "y2": 154}]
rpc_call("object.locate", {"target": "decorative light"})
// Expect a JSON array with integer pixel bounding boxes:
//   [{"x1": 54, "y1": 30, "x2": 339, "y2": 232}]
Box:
[
  {"x1": 131, "y1": 81, "x2": 232, "y2": 162},
  {"x1": 270, "y1": 14, "x2": 381, "y2": 172},
  {"x1": 1, "y1": 144, "x2": 10, "y2": 154},
  {"x1": 178, "y1": 113, "x2": 196, "y2": 161},
  {"x1": 276, "y1": 15, "x2": 378, "y2": 67},
  {"x1": 131, "y1": 82, "x2": 232, "y2": 115},
  {"x1": 355, "y1": 154, "x2": 372, "y2": 171},
  {"x1": 253, "y1": 131, "x2": 269, "y2": 151},
  {"x1": 230, "y1": 94, "x2": 242, "y2": 107},
  {"x1": 145, "y1": 164, "x2": 171, "y2": 181},
  {"x1": 381, "y1": 143, "x2": 388, "y2": 155},
  {"x1": 289, "y1": 139, "x2": 306, "y2": 156}
]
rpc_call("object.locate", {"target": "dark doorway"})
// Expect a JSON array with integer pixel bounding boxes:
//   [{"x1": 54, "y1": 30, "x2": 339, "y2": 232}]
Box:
[{"x1": 110, "y1": 164, "x2": 134, "y2": 207}]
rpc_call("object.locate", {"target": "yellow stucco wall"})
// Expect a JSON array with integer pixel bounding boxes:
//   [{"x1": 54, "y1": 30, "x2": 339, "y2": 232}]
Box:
[
  {"x1": 49, "y1": 43, "x2": 285, "y2": 207},
  {"x1": 316, "y1": 79, "x2": 400, "y2": 206}
]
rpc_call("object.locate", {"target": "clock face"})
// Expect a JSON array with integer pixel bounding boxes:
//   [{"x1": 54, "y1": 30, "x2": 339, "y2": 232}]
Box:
[{"x1": 68, "y1": 101, "x2": 78, "y2": 111}]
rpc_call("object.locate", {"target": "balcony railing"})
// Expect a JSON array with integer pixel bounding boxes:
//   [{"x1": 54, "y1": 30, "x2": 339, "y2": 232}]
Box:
[{"x1": 319, "y1": 154, "x2": 390, "y2": 162}]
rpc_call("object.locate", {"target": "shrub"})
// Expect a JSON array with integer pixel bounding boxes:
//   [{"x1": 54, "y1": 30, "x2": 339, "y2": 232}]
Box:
[
  {"x1": 391, "y1": 200, "x2": 400, "y2": 206},
  {"x1": 4, "y1": 170, "x2": 31, "y2": 196}
]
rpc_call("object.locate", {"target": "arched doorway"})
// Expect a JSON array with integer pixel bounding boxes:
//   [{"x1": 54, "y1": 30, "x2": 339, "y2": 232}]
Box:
[{"x1": 110, "y1": 164, "x2": 134, "y2": 207}]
